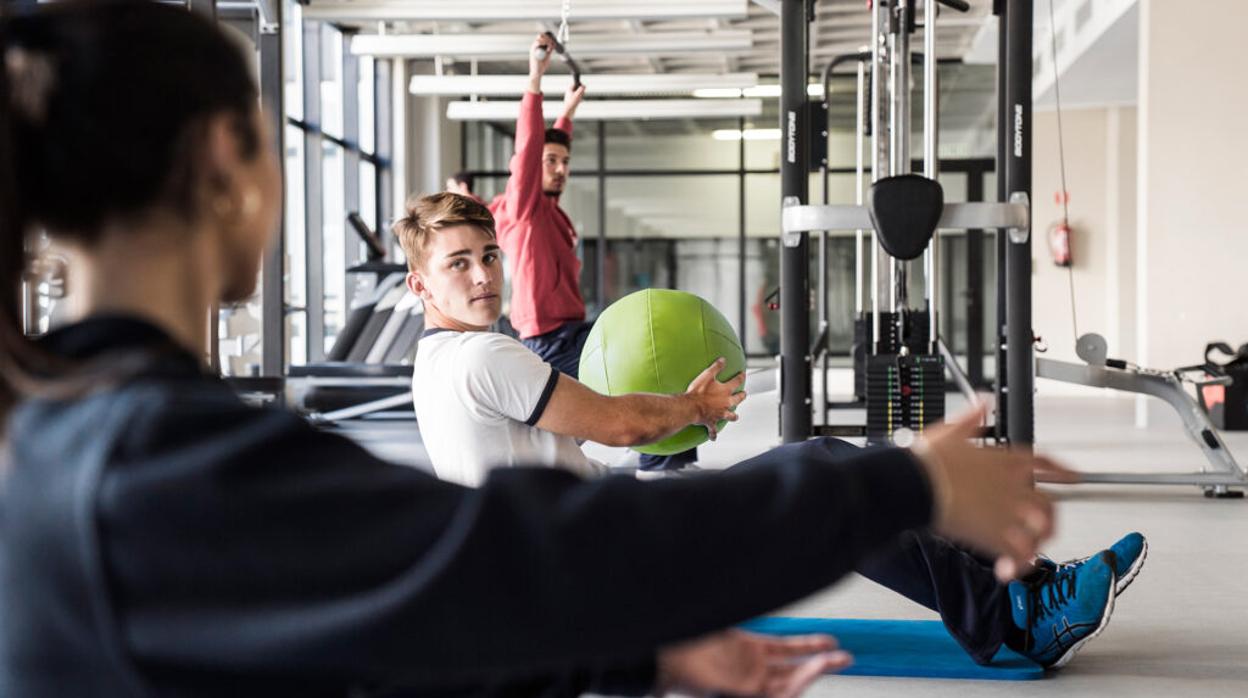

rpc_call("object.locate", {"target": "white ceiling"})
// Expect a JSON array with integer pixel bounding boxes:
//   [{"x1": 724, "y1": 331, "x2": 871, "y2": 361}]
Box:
[
  {"x1": 1033, "y1": 0, "x2": 1138, "y2": 109},
  {"x1": 303, "y1": 0, "x2": 1003, "y2": 136},
  {"x1": 296, "y1": 1, "x2": 1142, "y2": 239},
  {"x1": 304, "y1": 0, "x2": 1142, "y2": 129},
  {"x1": 305, "y1": 0, "x2": 992, "y2": 75}
]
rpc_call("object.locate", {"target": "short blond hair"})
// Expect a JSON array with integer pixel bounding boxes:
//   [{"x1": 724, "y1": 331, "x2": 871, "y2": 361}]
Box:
[{"x1": 393, "y1": 192, "x2": 496, "y2": 270}]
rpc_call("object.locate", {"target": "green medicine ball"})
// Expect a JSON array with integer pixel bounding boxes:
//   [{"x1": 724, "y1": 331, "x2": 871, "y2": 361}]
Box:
[{"x1": 578, "y1": 289, "x2": 746, "y2": 455}]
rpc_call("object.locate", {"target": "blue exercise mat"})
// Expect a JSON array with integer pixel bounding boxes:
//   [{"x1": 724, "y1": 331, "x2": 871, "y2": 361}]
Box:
[{"x1": 741, "y1": 617, "x2": 1043, "y2": 681}]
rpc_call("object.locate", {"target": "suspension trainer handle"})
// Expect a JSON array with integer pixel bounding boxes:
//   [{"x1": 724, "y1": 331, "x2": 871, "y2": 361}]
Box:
[{"x1": 532, "y1": 31, "x2": 583, "y2": 89}]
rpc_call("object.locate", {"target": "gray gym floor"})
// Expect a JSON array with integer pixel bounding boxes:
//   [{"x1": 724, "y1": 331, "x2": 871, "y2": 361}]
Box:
[
  {"x1": 585, "y1": 373, "x2": 1248, "y2": 697},
  {"x1": 347, "y1": 371, "x2": 1248, "y2": 697}
]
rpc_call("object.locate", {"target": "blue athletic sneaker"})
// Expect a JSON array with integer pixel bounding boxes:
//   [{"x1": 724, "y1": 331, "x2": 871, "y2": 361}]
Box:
[
  {"x1": 1009, "y1": 551, "x2": 1117, "y2": 669},
  {"x1": 1037, "y1": 532, "x2": 1148, "y2": 595}
]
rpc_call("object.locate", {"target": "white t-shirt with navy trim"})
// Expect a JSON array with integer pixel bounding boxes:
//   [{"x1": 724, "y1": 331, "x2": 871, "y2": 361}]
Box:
[{"x1": 412, "y1": 329, "x2": 607, "y2": 487}]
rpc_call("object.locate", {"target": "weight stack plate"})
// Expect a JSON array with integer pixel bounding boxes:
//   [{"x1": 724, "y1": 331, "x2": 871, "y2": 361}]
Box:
[{"x1": 865, "y1": 352, "x2": 946, "y2": 445}]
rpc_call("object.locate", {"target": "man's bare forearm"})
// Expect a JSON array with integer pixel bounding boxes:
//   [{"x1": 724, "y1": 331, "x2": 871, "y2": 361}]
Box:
[{"x1": 606, "y1": 393, "x2": 700, "y2": 447}]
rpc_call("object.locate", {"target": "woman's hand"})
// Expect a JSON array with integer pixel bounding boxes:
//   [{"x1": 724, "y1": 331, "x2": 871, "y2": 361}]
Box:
[{"x1": 657, "y1": 629, "x2": 851, "y2": 698}]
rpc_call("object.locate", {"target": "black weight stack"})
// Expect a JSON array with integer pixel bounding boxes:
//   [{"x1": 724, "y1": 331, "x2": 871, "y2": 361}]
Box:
[
  {"x1": 863, "y1": 310, "x2": 945, "y2": 444},
  {"x1": 853, "y1": 311, "x2": 935, "y2": 401}
]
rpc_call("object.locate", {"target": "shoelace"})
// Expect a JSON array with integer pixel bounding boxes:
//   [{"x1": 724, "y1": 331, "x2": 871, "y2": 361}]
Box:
[{"x1": 1032, "y1": 565, "x2": 1078, "y2": 626}]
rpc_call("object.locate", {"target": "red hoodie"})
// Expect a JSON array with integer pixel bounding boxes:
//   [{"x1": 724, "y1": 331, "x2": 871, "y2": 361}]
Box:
[{"x1": 489, "y1": 92, "x2": 585, "y2": 339}]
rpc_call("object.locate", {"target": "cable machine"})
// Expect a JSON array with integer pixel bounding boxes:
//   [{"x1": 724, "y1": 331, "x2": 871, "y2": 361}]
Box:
[
  {"x1": 780, "y1": 0, "x2": 1018, "y2": 446},
  {"x1": 783, "y1": 0, "x2": 1244, "y2": 496}
]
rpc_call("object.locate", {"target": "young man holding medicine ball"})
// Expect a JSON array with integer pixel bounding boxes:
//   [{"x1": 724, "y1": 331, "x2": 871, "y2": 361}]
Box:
[{"x1": 401, "y1": 192, "x2": 1143, "y2": 671}]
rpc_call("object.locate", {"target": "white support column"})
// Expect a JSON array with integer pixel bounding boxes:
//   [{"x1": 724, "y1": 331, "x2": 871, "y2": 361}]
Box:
[
  {"x1": 391, "y1": 58, "x2": 408, "y2": 221},
  {"x1": 1134, "y1": 0, "x2": 1151, "y2": 429},
  {"x1": 1135, "y1": 0, "x2": 1248, "y2": 428}
]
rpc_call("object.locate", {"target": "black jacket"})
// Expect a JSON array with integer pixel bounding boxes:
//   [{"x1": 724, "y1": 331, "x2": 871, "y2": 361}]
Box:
[{"x1": 0, "y1": 316, "x2": 934, "y2": 697}]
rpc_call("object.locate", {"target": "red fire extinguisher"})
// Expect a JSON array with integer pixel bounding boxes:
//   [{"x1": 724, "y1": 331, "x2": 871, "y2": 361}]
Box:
[
  {"x1": 1048, "y1": 190, "x2": 1072, "y2": 267},
  {"x1": 1048, "y1": 220, "x2": 1072, "y2": 267}
]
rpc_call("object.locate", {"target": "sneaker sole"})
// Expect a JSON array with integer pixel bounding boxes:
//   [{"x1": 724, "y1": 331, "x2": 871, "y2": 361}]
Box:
[
  {"x1": 1114, "y1": 538, "x2": 1148, "y2": 595},
  {"x1": 1047, "y1": 569, "x2": 1117, "y2": 670}
]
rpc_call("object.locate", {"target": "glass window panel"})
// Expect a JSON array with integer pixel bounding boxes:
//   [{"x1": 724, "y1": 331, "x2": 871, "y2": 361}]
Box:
[
  {"x1": 739, "y1": 236, "x2": 855, "y2": 357},
  {"x1": 283, "y1": 123, "x2": 307, "y2": 365},
  {"x1": 562, "y1": 178, "x2": 599, "y2": 240},
  {"x1": 343, "y1": 160, "x2": 380, "y2": 313},
  {"x1": 319, "y1": 26, "x2": 343, "y2": 139},
  {"x1": 744, "y1": 238, "x2": 779, "y2": 355},
  {"x1": 321, "y1": 141, "x2": 346, "y2": 354},
  {"x1": 565, "y1": 177, "x2": 601, "y2": 309},
  {"x1": 604, "y1": 118, "x2": 741, "y2": 171},
  {"x1": 809, "y1": 169, "x2": 864, "y2": 206},
  {"x1": 606, "y1": 238, "x2": 677, "y2": 301},
  {"x1": 288, "y1": 312, "x2": 307, "y2": 369},
  {"x1": 465, "y1": 121, "x2": 485, "y2": 172},
  {"x1": 358, "y1": 56, "x2": 375, "y2": 154},
  {"x1": 819, "y1": 236, "x2": 858, "y2": 354},
  {"x1": 745, "y1": 135, "x2": 780, "y2": 171},
  {"x1": 748, "y1": 172, "x2": 860, "y2": 238},
  {"x1": 605, "y1": 175, "x2": 736, "y2": 239},
  {"x1": 742, "y1": 172, "x2": 861, "y2": 355},
  {"x1": 465, "y1": 121, "x2": 516, "y2": 173},
  {"x1": 568, "y1": 121, "x2": 598, "y2": 172},
  {"x1": 594, "y1": 175, "x2": 743, "y2": 347},
  {"x1": 745, "y1": 173, "x2": 779, "y2": 237},
  {"x1": 550, "y1": 178, "x2": 598, "y2": 313},
  {"x1": 941, "y1": 232, "x2": 968, "y2": 357},
  {"x1": 675, "y1": 238, "x2": 742, "y2": 340},
  {"x1": 283, "y1": 0, "x2": 302, "y2": 121},
  {"x1": 743, "y1": 98, "x2": 781, "y2": 170},
  {"x1": 939, "y1": 171, "x2": 968, "y2": 201},
  {"x1": 359, "y1": 160, "x2": 377, "y2": 231},
  {"x1": 490, "y1": 123, "x2": 514, "y2": 172}
]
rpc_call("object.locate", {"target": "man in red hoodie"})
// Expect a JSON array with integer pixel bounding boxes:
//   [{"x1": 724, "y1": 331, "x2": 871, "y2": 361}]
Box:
[
  {"x1": 490, "y1": 34, "x2": 589, "y2": 377},
  {"x1": 492, "y1": 35, "x2": 699, "y2": 470}
]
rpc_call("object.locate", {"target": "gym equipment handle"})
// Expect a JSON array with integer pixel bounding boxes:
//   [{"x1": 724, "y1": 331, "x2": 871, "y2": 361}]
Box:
[
  {"x1": 1206, "y1": 341, "x2": 1248, "y2": 364},
  {"x1": 532, "y1": 31, "x2": 582, "y2": 89},
  {"x1": 937, "y1": 0, "x2": 971, "y2": 12},
  {"x1": 1175, "y1": 363, "x2": 1234, "y2": 387}
]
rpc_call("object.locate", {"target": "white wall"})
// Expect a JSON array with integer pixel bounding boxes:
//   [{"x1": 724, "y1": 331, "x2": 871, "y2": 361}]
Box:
[
  {"x1": 1137, "y1": 0, "x2": 1248, "y2": 391},
  {"x1": 1030, "y1": 106, "x2": 1137, "y2": 365}
]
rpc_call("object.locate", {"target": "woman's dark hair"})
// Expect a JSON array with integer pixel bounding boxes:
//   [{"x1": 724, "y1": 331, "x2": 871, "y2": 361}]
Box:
[{"x1": 0, "y1": 0, "x2": 261, "y2": 422}]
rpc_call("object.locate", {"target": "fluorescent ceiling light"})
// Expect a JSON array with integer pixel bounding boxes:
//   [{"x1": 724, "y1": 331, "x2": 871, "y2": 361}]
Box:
[
  {"x1": 447, "y1": 99, "x2": 763, "y2": 121},
  {"x1": 712, "y1": 128, "x2": 782, "y2": 141},
  {"x1": 697, "y1": 84, "x2": 826, "y2": 98},
  {"x1": 303, "y1": 0, "x2": 748, "y2": 22},
  {"x1": 352, "y1": 32, "x2": 752, "y2": 58},
  {"x1": 691, "y1": 87, "x2": 746, "y2": 99},
  {"x1": 411, "y1": 73, "x2": 759, "y2": 97},
  {"x1": 742, "y1": 85, "x2": 780, "y2": 98}
]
